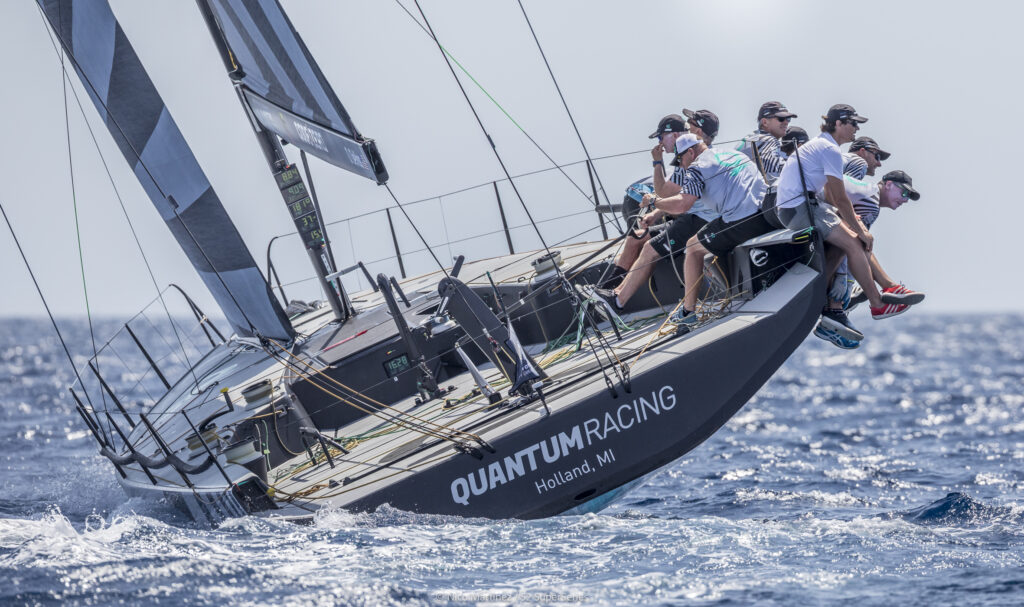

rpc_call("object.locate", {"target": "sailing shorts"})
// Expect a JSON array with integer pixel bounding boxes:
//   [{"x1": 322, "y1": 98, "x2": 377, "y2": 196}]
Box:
[
  {"x1": 649, "y1": 214, "x2": 708, "y2": 258},
  {"x1": 777, "y1": 201, "x2": 841, "y2": 239},
  {"x1": 696, "y1": 209, "x2": 776, "y2": 258},
  {"x1": 761, "y1": 188, "x2": 785, "y2": 229}
]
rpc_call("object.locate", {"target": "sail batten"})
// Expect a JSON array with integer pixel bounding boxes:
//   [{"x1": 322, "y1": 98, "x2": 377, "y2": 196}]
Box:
[
  {"x1": 203, "y1": 0, "x2": 388, "y2": 184},
  {"x1": 39, "y1": 0, "x2": 294, "y2": 341}
]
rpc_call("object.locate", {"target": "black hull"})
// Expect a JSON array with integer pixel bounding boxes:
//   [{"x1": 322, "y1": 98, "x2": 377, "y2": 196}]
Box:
[{"x1": 345, "y1": 266, "x2": 826, "y2": 518}]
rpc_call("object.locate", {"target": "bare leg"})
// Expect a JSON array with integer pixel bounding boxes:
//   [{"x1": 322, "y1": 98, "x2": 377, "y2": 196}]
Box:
[
  {"x1": 614, "y1": 232, "x2": 648, "y2": 272},
  {"x1": 824, "y1": 246, "x2": 847, "y2": 310},
  {"x1": 613, "y1": 241, "x2": 662, "y2": 305},
  {"x1": 825, "y1": 225, "x2": 883, "y2": 307},
  {"x1": 683, "y1": 236, "x2": 707, "y2": 311}
]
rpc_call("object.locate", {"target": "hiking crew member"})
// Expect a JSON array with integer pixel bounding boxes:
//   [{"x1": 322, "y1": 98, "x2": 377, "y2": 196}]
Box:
[
  {"x1": 846, "y1": 170, "x2": 925, "y2": 308},
  {"x1": 737, "y1": 101, "x2": 797, "y2": 184},
  {"x1": 780, "y1": 126, "x2": 810, "y2": 159},
  {"x1": 606, "y1": 114, "x2": 694, "y2": 288},
  {"x1": 596, "y1": 133, "x2": 718, "y2": 310},
  {"x1": 842, "y1": 136, "x2": 890, "y2": 179},
  {"x1": 824, "y1": 136, "x2": 894, "y2": 328},
  {"x1": 642, "y1": 140, "x2": 775, "y2": 327},
  {"x1": 683, "y1": 108, "x2": 719, "y2": 146},
  {"x1": 775, "y1": 104, "x2": 914, "y2": 342}
]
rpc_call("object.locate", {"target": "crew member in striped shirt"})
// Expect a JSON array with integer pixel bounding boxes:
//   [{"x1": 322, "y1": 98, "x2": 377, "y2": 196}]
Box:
[
  {"x1": 602, "y1": 114, "x2": 684, "y2": 288},
  {"x1": 737, "y1": 101, "x2": 796, "y2": 184},
  {"x1": 847, "y1": 170, "x2": 924, "y2": 308},
  {"x1": 594, "y1": 133, "x2": 718, "y2": 311},
  {"x1": 842, "y1": 136, "x2": 890, "y2": 179},
  {"x1": 814, "y1": 169, "x2": 926, "y2": 348},
  {"x1": 824, "y1": 136, "x2": 892, "y2": 329}
]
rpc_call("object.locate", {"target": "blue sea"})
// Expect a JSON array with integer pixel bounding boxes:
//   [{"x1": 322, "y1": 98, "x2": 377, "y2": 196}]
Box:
[{"x1": 2, "y1": 313, "x2": 1023, "y2": 606}]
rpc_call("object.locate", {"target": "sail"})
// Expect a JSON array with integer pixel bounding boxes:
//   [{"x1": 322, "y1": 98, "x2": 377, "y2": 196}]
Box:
[
  {"x1": 38, "y1": 0, "x2": 294, "y2": 342},
  {"x1": 201, "y1": 0, "x2": 388, "y2": 184}
]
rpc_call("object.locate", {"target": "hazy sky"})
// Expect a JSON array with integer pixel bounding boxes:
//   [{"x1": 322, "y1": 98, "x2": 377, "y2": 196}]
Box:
[{"x1": 2, "y1": 0, "x2": 1021, "y2": 320}]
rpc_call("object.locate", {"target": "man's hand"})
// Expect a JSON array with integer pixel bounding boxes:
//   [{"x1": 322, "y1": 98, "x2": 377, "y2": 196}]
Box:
[
  {"x1": 640, "y1": 210, "x2": 662, "y2": 228},
  {"x1": 858, "y1": 229, "x2": 874, "y2": 252},
  {"x1": 651, "y1": 143, "x2": 664, "y2": 162}
]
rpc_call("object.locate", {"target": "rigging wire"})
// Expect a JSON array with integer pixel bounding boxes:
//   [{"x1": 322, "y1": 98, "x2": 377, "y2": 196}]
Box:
[
  {"x1": 55, "y1": 0, "x2": 111, "y2": 439},
  {"x1": 0, "y1": 200, "x2": 104, "y2": 440},
  {"x1": 392, "y1": 0, "x2": 620, "y2": 232},
  {"x1": 515, "y1": 0, "x2": 621, "y2": 232},
  {"x1": 34, "y1": 4, "x2": 265, "y2": 341},
  {"x1": 34, "y1": 5, "x2": 204, "y2": 402}
]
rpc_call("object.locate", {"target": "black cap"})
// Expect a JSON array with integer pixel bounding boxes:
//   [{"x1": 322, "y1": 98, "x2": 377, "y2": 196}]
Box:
[
  {"x1": 849, "y1": 136, "x2": 891, "y2": 160},
  {"x1": 682, "y1": 108, "x2": 719, "y2": 138},
  {"x1": 824, "y1": 103, "x2": 868, "y2": 124},
  {"x1": 649, "y1": 114, "x2": 687, "y2": 139},
  {"x1": 758, "y1": 101, "x2": 798, "y2": 122},
  {"x1": 781, "y1": 126, "x2": 809, "y2": 147},
  {"x1": 881, "y1": 170, "x2": 920, "y2": 200}
]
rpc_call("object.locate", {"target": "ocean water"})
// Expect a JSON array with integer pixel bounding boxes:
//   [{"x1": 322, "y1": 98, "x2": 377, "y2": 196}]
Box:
[{"x1": 1, "y1": 313, "x2": 1022, "y2": 606}]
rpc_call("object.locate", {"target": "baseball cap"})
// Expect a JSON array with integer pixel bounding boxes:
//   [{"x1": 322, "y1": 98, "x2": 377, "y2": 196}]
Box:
[
  {"x1": 881, "y1": 170, "x2": 920, "y2": 200},
  {"x1": 682, "y1": 108, "x2": 720, "y2": 138},
  {"x1": 669, "y1": 133, "x2": 702, "y2": 166},
  {"x1": 781, "y1": 126, "x2": 809, "y2": 148},
  {"x1": 758, "y1": 101, "x2": 798, "y2": 121},
  {"x1": 824, "y1": 104, "x2": 868, "y2": 124},
  {"x1": 849, "y1": 136, "x2": 891, "y2": 160},
  {"x1": 649, "y1": 114, "x2": 687, "y2": 139},
  {"x1": 674, "y1": 133, "x2": 701, "y2": 155}
]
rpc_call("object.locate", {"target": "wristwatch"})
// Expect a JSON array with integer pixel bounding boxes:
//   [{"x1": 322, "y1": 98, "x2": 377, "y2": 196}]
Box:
[{"x1": 653, "y1": 160, "x2": 664, "y2": 167}]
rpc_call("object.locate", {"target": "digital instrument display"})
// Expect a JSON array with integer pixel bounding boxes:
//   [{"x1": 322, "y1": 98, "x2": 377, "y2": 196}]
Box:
[
  {"x1": 383, "y1": 353, "x2": 410, "y2": 378},
  {"x1": 274, "y1": 165, "x2": 302, "y2": 189},
  {"x1": 288, "y1": 197, "x2": 314, "y2": 219},
  {"x1": 282, "y1": 182, "x2": 308, "y2": 204}
]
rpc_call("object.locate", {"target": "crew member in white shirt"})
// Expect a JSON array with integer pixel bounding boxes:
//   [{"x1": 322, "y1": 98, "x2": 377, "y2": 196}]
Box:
[{"x1": 775, "y1": 104, "x2": 913, "y2": 342}]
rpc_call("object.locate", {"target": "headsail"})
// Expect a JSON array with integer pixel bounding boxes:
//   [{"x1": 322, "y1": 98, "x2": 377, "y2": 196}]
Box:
[
  {"x1": 201, "y1": 0, "x2": 388, "y2": 184},
  {"x1": 38, "y1": 0, "x2": 294, "y2": 341}
]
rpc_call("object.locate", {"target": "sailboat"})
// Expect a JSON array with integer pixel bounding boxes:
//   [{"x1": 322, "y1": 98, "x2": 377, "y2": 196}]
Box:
[{"x1": 30, "y1": 0, "x2": 826, "y2": 523}]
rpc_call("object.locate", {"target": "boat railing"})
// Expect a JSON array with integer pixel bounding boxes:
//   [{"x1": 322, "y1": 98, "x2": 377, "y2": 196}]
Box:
[
  {"x1": 68, "y1": 284, "x2": 226, "y2": 437},
  {"x1": 265, "y1": 151, "x2": 645, "y2": 305}
]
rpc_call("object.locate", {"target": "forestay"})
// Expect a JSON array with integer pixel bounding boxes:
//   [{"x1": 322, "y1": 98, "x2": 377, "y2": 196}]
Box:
[
  {"x1": 38, "y1": 0, "x2": 295, "y2": 342},
  {"x1": 201, "y1": 0, "x2": 389, "y2": 184}
]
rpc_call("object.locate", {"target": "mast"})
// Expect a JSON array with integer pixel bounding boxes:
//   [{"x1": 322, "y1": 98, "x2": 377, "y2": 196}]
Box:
[{"x1": 195, "y1": 0, "x2": 350, "y2": 321}]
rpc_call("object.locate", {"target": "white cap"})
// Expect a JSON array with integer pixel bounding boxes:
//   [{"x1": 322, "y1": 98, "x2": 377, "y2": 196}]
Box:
[{"x1": 674, "y1": 133, "x2": 701, "y2": 155}]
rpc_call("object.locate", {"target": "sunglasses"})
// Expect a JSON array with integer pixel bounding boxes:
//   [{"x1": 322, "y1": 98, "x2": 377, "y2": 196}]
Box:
[
  {"x1": 775, "y1": 116, "x2": 791, "y2": 122},
  {"x1": 899, "y1": 186, "x2": 912, "y2": 199},
  {"x1": 873, "y1": 152, "x2": 884, "y2": 162},
  {"x1": 841, "y1": 119, "x2": 860, "y2": 130}
]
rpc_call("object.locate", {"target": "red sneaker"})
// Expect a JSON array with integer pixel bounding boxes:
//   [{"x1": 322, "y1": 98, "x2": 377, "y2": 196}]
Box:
[
  {"x1": 880, "y1": 284, "x2": 925, "y2": 305},
  {"x1": 871, "y1": 302, "x2": 910, "y2": 320}
]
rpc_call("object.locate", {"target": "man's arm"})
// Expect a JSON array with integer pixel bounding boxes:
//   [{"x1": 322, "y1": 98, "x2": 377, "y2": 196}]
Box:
[
  {"x1": 823, "y1": 176, "x2": 873, "y2": 251},
  {"x1": 650, "y1": 192, "x2": 698, "y2": 216}
]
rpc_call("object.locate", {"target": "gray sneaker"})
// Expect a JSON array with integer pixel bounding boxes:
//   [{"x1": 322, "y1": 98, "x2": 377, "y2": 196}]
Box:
[{"x1": 669, "y1": 307, "x2": 698, "y2": 327}]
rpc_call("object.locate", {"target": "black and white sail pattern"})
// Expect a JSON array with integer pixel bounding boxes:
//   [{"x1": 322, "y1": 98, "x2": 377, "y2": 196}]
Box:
[
  {"x1": 203, "y1": 0, "x2": 388, "y2": 184},
  {"x1": 38, "y1": 0, "x2": 294, "y2": 341}
]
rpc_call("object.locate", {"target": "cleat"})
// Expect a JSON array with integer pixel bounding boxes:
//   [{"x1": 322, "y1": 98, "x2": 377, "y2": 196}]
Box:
[
  {"x1": 813, "y1": 322, "x2": 861, "y2": 349},
  {"x1": 871, "y1": 302, "x2": 910, "y2": 320},
  {"x1": 819, "y1": 308, "x2": 864, "y2": 341},
  {"x1": 880, "y1": 284, "x2": 925, "y2": 306}
]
